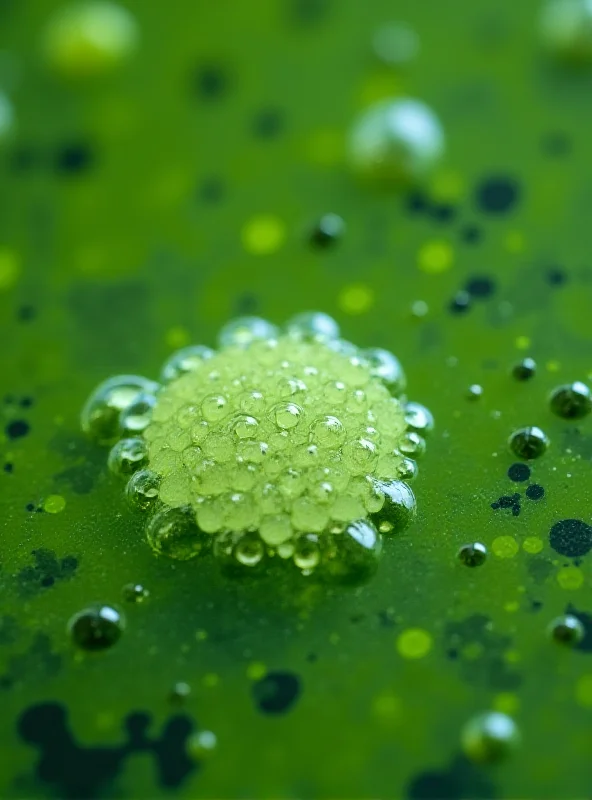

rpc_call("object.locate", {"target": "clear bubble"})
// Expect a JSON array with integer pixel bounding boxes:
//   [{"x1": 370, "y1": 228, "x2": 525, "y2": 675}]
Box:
[
  {"x1": 457, "y1": 542, "x2": 487, "y2": 567},
  {"x1": 122, "y1": 583, "x2": 149, "y2": 603},
  {"x1": 160, "y1": 345, "x2": 214, "y2": 384},
  {"x1": 68, "y1": 604, "x2": 124, "y2": 651},
  {"x1": 218, "y1": 316, "x2": 279, "y2": 349},
  {"x1": 293, "y1": 534, "x2": 321, "y2": 571},
  {"x1": 201, "y1": 394, "x2": 228, "y2": 422},
  {"x1": 370, "y1": 479, "x2": 416, "y2": 533},
  {"x1": 363, "y1": 348, "x2": 407, "y2": 395},
  {"x1": 234, "y1": 531, "x2": 265, "y2": 566},
  {"x1": 321, "y1": 519, "x2": 382, "y2": 585},
  {"x1": 146, "y1": 506, "x2": 207, "y2": 560},
  {"x1": 107, "y1": 437, "x2": 148, "y2": 476},
  {"x1": 508, "y1": 426, "x2": 549, "y2": 460},
  {"x1": 81, "y1": 374, "x2": 159, "y2": 445},
  {"x1": 239, "y1": 390, "x2": 266, "y2": 415},
  {"x1": 125, "y1": 468, "x2": 160, "y2": 511},
  {"x1": 119, "y1": 391, "x2": 157, "y2": 435},
  {"x1": 342, "y1": 437, "x2": 378, "y2": 474},
  {"x1": 397, "y1": 457, "x2": 418, "y2": 481},
  {"x1": 461, "y1": 712, "x2": 520, "y2": 763},
  {"x1": 187, "y1": 730, "x2": 217, "y2": 761},
  {"x1": 547, "y1": 614, "x2": 585, "y2": 646},
  {"x1": 310, "y1": 415, "x2": 346, "y2": 447},
  {"x1": 549, "y1": 381, "x2": 592, "y2": 420},
  {"x1": 404, "y1": 402, "x2": 434, "y2": 435},
  {"x1": 231, "y1": 414, "x2": 259, "y2": 439},
  {"x1": 270, "y1": 402, "x2": 303, "y2": 429},
  {"x1": 348, "y1": 98, "x2": 445, "y2": 186},
  {"x1": 285, "y1": 311, "x2": 341, "y2": 342},
  {"x1": 398, "y1": 431, "x2": 426, "y2": 458}
]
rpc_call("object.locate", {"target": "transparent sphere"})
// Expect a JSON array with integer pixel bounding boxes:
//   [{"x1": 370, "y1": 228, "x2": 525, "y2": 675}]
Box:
[
  {"x1": 160, "y1": 345, "x2": 214, "y2": 384},
  {"x1": 321, "y1": 519, "x2": 382, "y2": 585},
  {"x1": 107, "y1": 437, "x2": 148, "y2": 476},
  {"x1": 363, "y1": 347, "x2": 407, "y2": 395},
  {"x1": 285, "y1": 311, "x2": 340, "y2": 342},
  {"x1": 404, "y1": 402, "x2": 434, "y2": 436},
  {"x1": 218, "y1": 316, "x2": 279, "y2": 349},
  {"x1": 146, "y1": 506, "x2": 207, "y2": 560},
  {"x1": 81, "y1": 374, "x2": 159, "y2": 445},
  {"x1": 370, "y1": 479, "x2": 416, "y2": 533},
  {"x1": 348, "y1": 98, "x2": 445, "y2": 186},
  {"x1": 126, "y1": 469, "x2": 161, "y2": 511},
  {"x1": 461, "y1": 712, "x2": 520, "y2": 763},
  {"x1": 119, "y1": 392, "x2": 157, "y2": 435}
]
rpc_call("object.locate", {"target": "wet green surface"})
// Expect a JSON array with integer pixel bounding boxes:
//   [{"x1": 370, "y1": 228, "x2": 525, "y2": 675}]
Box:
[{"x1": 2, "y1": 0, "x2": 592, "y2": 797}]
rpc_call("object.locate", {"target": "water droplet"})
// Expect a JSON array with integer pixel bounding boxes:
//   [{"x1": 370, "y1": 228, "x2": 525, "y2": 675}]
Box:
[
  {"x1": 458, "y1": 542, "x2": 488, "y2": 567},
  {"x1": 404, "y1": 402, "x2": 434, "y2": 435},
  {"x1": 231, "y1": 415, "x2": 259, "y2": 439},
  {"x1": 309, "y1": 215, "x2": 346, "y2": 249},
  {"x1": 218, "y1": 316, "x2": 279, "y2": 349},
  {"x1": 285, "y1": 311, "x2": 340, "y2": 341},
  {"x1": 160, "y1": 345, "x2": 214, "y2": 383},
  {"x1": 122, "y1": 583, "x2": 149, "y2": 603},
  {"x1": 146, "y1": 506, "x2": 207, "y2": 560},
  {"x1": 467, "y1": 384, "x2": 484, "y2": 400},
  {"x1": 68, "y1": 605, "x2": 124, "y2": 651},
  {"x1": 234, "y1": 531, "x2": 265, "y2": 566},
  {"x1": 397, "y1": 457, "x2": 418, "y2": 481},
  {"x1": 271, "y1": 402, "x2": 303, "y2": 429},
  {"x1": 461, "y1": 711, "x2": 520, "y2": 763},
  {"x1": 547, "y1": 614, "x2": 585, "y2": 646},
  {"x1": 370, "y1": 479, "x2": 416, "y2": 533},
  {"x1": 398, "y1": 431, "x2": 426, "y2": 458},
  {"x1": 119, "y1": 392, "x2": 157, "y2": 435},
  {"x1": 508, "y1": 426, "x2": 549, "y2": 460},
  {"x1": 201, "y1": 394, "x2": 228, "y2": 422},
  {"x1": 512, "y1": 357, "x2": 536, "y2": 381},
  {"x1": 549, "y1": 381, "x2": 592, "y2": 420},
  {"x1": 363, "y1": 347, "x2": 407, "y2": 395},
  {"x1": 125, "y1": 468, "x2": 160, "y2": 511},
  {"x1": 81, "y1": 374, "x2": 159, "y2": 445},
  {"x1": 348, "y1": 98, "x2": 445, "y2": 186},
  {"x1": 310, "y1": 415, "x2": 346, "y2": 447},
  {"x1": 293, "y1": 534, "x2": 321, "y2": 571},
  {"x1": 321, "y1": 519, "x2": 382, "y2": 585},
  {"x1": 107, "y1": 437, "x2": 148, "y2": 476},
  {"x1": 169, "y1": 681, "x2": 191, "y2": 704},
  {"x1": 342, "y1": 437, "x2": 378, "y2": 474}
]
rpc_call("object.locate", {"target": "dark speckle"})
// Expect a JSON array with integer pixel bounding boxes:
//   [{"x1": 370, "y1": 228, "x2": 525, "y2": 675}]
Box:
[
  {"x1": 25, "y1": 502, "x2": 35, "y2": 512},
  {"x1": 449, "y1": 290, "x2": 471, "y2": 314},
  {"x1": 527, "y1": 557, "x2": 554, "y2": 583},
  {"x1": 252, "y1": 671, "x2": 301, "y2": 714},
  {"x1": 546, "y1": 267, "x2": 567, "y2": 287},
  {"x1": 199, "y1": 177, "x2": 224, "y2": 203},
  {"x1": 465, "y1": 276, "x2": 496, "y2": 298},
  {"x1": 542, "y1": 131, "x2": 571, "y2": 157},
  {"x1": 526, "y1": 484, "x2": 545, "y2": 501},
  {"x1": 476, "y1": 175, "x2": 520, "y2": 214},
  {"x1": 20, "y1": 396, "x2": 34, "y2": 408},
  {"x1": 17, "y1": 305, "x2": 36, "y2": 322},
  {"x1": 17, "y1": 548, "x2": 79, "y2": 595},
  {"x1": 491, "y1": 494, "x2": 521, "y2": 516},
  {"x1": 405, "y1": 192, "x2": 428, "y2": 214},
  {"x1": 430, "y1": 204, "x2": 456, "y2": 223},
  {"x1": 234, "y1": 292, "x2": 259, "y2": 315},
  {"x1": 549, "y1": 519, "x2": 592, "y2": 557},
  {"x1": 55, "y1": 142, "x2": 95, "y2": 174},
  {"x1": 4, "y1": 462, "x2": 13, "y2": 473},
  {"x1": 306, "y1": 652, "x2": 317, "y2": 663},
  {"x1": 508, "y1": 463, "x2": 530, "y2": 482},
  {"x1": 194, "y1": 64, "x2": 230, "y2": 99},
  {"x1": 18, "y1": 702, "x2": 197, "y2": 797},
  {"x1": 6, "y1": 419, "x2": 30, "y2": 439},
  {"x1": 252, "y1": 108, "x2": 284, "y2": 138},
  {"x1": 460, "y1": 224, "x2": 483, "y2": 245},
  {"x1": 407, "y1": 755, "x2": 496, "y2": 800}
]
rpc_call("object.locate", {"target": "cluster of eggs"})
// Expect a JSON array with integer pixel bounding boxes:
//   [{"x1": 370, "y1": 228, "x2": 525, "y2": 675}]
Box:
[{"x1": 81, "y1": 313, "x2": 431, "y2": 582}]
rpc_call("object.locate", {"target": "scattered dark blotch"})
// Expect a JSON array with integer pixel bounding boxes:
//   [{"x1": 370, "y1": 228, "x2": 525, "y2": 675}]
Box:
[
  {"x1": 565, "y1": 606, "x2": 592, "y2": 652},
  {"x1": 194, "y1": 64, "x2": 230, "y2": 99},
  {"x1": 449, "y1": 290, "x2": 471, "y2": 314},
  {"x1": 310, "y1": 213, "x2": 345, "y2": 248},
  {"x1": 512, "y1": 357, "x2": 536, "y2": 381},
  {"x1": 199, "y1": 176, "x2": 224, "y2": 203},
  {"x1": 68, "y1": 606, "x2": 123, "y2": 652},
  {"x1": 306, "y1": 652, "x2": 318, "y2": 663},
  {"x1": 549, "y1": 519, "x2": 592, "y2": 558},
  {"x1": 507, "y1": 463, "x2": 530, "y2": 482},
  {"x1": 286, "y1": 0, "x2": 330, "y2": 26},
  {"x1": 252, "y1": 108, "x2": 284, "y2": 138},
  {"x1": 25, "y1": 502, "x2": 35, "y2": 512},
  {"x1": 527, "y1": 557, "x2": 554, "y2": 584},
  {"x1": 1, "y1": 633, "x2": 62, "y2": 691},
  {"x1": 50, "y1": 432, "x2": 104, "y2": 495},
  {"x1": 252, "y1": 671, "x2": 302, "y2": 714},
  {"x1": 18, "y1": 702, "x2": 197, "y2": 798},
  {"x1": 234, "y1": 292, "x2": 259, "y2": 315},
  {"x1": 444, "y1": 614, "x2": 521, "y2": 691},
  {"x1": 55, "y1": 142, "x2": 95, "y2": 174},
  {"x1": 475, "y1": 175, "x2": 520, "y2": 215},
  {"x1": 491, "y1": 493, "x2": 521, "y2": 517},
  {"x1": 465, "y1": 275, "x2": 495, "y2": 299},
  {"x1": 546, "y1": 267, "x2": 567, "y2": 287},
  {"x1": 549, "y1": 382, "x2": 591, "y2": 420},
  {"x1": 10, "y1": 145, "x2": 40, "y2": 172},
  {"x1": 460, "y1": 224, "x2": 483, "y2": 245},
  {"x1": 6, "y1": 419, "x2": 30, "y2": 440},
  {"x1": 0, "y1": 615, "x2": 20, "y2": 645},
  {"x1": 20, "y1": 396, "x2": 34, "y2": 408},
  {"x1": 430, "y1": 204, "x2": 456, "y2": 223},
  {"x1": 530, "y1": 600, "x2": 544, "y2": 612},
  {"x1": 458, "y1": 543, "x2": 488, "y2": 567},
  {"x1": 407, "y1": 754, "x2": 496, "y2": 800},
  {"x1": 405, "y1": 191, "x2": 428, "y2": 214},
  {"x1": 4, "y1": 462, "x2": 13, "y2": 473},
  {"x1": 542, "y1": 131, "x2": 571, "y2": 157},
  {"x1": 508, "y1": 426, "x2": 549, "y2": 460},
  {"x1": 526, "y1": 484, "x2": 545, "y2": 501},
  {"x1": 17, "y1": 305, "x2": 36, "y2": 322},
  {"x1": 378, "y1": 608, "x2": 397, "y2": 628},
  {"x1": 17, "y1": 549, "x2": 78, "y2": 595}
]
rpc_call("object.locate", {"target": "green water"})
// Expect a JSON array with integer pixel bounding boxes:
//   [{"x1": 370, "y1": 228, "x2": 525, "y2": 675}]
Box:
[{"x1": 2, "y1": 0, "x2": 592, "y2": 797}]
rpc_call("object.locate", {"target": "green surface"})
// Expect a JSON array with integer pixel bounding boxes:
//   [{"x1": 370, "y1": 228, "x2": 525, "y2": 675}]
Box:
[{"x1": 2, "y1": 0, "x2": 592, "y2": 797}]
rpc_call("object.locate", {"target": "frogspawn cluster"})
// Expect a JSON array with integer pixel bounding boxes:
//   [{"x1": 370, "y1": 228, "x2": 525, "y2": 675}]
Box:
[{"x1": 81, "y1": 313, "x2": 432, "y2": 582}]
